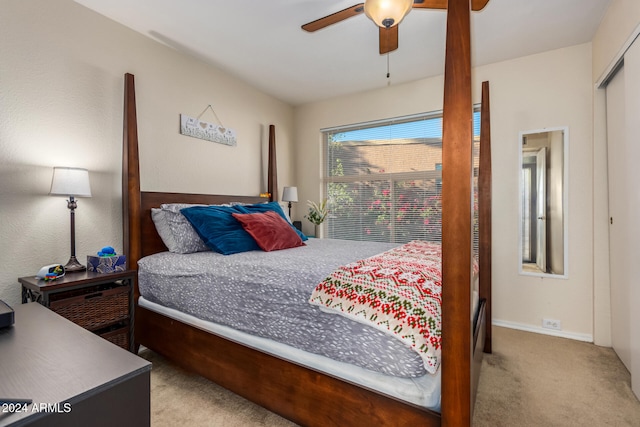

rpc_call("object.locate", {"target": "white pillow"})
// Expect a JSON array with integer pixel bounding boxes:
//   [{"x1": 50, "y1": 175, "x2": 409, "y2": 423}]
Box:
[
  {"x1": 151, "y1": 203, "x2": 209, "y2": 253},
  {"x1": 151, "y1": 208, "x2": 178, "y2": 252}
]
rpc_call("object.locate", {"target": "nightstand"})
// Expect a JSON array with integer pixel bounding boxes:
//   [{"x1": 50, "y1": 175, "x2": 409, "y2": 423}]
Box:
[{"x1": 19, "y1": 270, "x2": 135, "y2": 352}]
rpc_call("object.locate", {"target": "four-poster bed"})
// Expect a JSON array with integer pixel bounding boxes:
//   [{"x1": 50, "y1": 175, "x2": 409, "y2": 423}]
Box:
[{"x1": 122, "y1": 0, "x2": 492, "y2": 425}]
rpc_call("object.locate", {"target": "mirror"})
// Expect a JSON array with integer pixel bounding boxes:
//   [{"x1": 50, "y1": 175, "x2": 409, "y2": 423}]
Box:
[{"x1": 519, "y1": 127, "x2": 568, "y2": 278}]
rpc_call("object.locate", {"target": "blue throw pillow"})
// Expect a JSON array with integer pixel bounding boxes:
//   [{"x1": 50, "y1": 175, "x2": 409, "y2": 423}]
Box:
[
  {"x1": 235, "y1": 201, "x2": 308, "y2": 241},
  {"x1": 180, "y1": 205, "x2": 260, "y2": 255}
]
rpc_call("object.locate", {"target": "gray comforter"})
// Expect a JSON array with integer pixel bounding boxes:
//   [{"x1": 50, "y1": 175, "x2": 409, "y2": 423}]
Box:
[{"x1": 138, "y1": 238, "x2": 428, "y2": 378}]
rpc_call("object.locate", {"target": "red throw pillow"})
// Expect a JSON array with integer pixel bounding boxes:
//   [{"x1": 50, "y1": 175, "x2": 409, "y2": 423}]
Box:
[{"x1": 232, "y1": 211, "x2": 305, "y2": 252}]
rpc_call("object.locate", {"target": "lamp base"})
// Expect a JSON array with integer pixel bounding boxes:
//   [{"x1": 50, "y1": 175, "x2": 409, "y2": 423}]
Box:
[{"x1": 64, "y1": 256, "x2": 86, "y2": 273}]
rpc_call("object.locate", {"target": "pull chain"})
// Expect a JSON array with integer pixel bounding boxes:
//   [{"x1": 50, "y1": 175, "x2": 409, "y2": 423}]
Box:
[{"x1": 386, "y1": 53, "x2": 391, "y2": 85}]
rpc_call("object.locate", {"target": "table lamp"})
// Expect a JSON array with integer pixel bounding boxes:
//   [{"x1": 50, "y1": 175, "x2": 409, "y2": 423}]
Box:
[
  {"x1": 49, "y1": 167, "x2": 92, "y2": 272},
  {"x1": 282, "y1": 186, "x2": 298, "y2": 218}
]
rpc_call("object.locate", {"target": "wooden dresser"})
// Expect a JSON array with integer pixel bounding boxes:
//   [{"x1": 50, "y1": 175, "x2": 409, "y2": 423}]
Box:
[{"x1": 0, "y1": 302, "x2": 151, "y2": 427}]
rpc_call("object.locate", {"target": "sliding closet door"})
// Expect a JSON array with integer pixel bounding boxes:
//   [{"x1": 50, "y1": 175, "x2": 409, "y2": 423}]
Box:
[
  {"x1": 625, "y1": 39, "x2": 640, "y2": 399},
  {"x1": 606, "y1": 65, "x2": 630, "y2": 370},
  {"x1": 606, "y1": 38, "x2": 640, "y2": 399}
]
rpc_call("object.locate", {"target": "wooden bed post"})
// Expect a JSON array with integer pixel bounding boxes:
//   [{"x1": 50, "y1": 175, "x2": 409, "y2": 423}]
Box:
[
  {"x1": 268, "y1": 124, "x2": 278, "y2": 202},
  {"x1": 441, "y1": 0, "x2": 473, "y2": 425},
  {"x1": 123, "y1": 73, "x2": 141, "y2": 282},
  {"x1": 479, "y1": 81, "x2": 492, "y2": 354}
]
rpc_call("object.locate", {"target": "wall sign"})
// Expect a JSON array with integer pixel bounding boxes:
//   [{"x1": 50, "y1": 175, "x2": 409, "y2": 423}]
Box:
[{"x1": 180, "y1": 105, "x2": 237, "y2": 146}]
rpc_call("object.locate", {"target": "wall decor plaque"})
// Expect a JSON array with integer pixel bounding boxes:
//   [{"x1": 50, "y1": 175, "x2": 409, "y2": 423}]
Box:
[{"x1": 180, "y1": 105, "x2": 237, "y2": 146}]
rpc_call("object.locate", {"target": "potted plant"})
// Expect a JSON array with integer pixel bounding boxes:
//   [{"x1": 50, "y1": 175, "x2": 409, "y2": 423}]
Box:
[{"x1": 305, "y1": 199, "x2": 328, "y2": 237}]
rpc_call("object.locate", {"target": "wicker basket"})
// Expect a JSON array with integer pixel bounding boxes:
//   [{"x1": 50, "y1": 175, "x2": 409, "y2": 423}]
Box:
[{"x1": 49, "y1": 284, "x2": 130, "y2": 331}]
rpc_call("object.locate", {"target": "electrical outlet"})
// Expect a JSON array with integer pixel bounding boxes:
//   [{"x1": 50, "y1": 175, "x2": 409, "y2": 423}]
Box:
[{"x1": 542, "y1": 318, "x2": 562, "y2": 330}]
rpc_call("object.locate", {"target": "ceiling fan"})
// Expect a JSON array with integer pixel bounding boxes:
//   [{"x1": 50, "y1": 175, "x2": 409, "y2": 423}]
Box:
[{"x1": 302, "y1": 0, "x2": 490, "y2": 55}]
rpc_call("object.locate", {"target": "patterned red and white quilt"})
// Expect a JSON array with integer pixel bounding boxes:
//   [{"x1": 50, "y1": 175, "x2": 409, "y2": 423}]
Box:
[{"x1": 309, "y1": 240, "x2": 444, "y2": 374}]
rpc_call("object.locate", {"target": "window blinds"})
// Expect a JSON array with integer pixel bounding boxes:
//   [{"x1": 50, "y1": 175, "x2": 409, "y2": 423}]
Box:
[{"x1": 322, "y1": 110, "x2": 481, "y2": 253}]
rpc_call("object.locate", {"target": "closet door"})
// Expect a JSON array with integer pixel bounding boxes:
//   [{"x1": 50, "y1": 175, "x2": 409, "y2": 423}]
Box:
[
  {"x1": 606, "y1": 38, "x2": 640, "y2": 399},
  {"x1": 606, "y1": 65, "x2": 630, "y2": 370},
  {"x1": 625, "y1": 39, "x2": 640, "y2": 398}
]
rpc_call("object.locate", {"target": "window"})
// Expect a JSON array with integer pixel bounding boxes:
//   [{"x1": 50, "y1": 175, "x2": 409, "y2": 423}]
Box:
[{"x1": 322, "y1": 109, "x2": 480, "y2": 248}]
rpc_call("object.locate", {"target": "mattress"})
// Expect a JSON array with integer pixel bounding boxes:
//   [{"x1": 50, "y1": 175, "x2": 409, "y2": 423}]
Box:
[{"x1": 137, "y1": 238, "x2": 462, "y2": 410}]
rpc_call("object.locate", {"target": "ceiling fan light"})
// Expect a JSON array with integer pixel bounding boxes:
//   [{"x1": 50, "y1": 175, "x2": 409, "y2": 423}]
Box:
[{"x1": 364, "y1": 0, "x2": 413, "y2": 28}]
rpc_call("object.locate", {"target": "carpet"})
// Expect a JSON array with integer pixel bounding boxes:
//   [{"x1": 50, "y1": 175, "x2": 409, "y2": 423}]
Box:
[
  {"x1": 473, "y1": 327, "x2": 640, "y2": 426},
  {"x1": 140, "y1": 326, "x2": 640, "y2": 426}
]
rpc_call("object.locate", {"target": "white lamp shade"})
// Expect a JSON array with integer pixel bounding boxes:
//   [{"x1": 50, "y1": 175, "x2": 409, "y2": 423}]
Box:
[
  {"x1": 50, "y1": 167, "x2": 92, "y2": 197},
  {"x1": 364, "y1": 0, "x2": 413, "y2": 28},
  {"x1": 282, "y1": 186, "x2": 298, "y2": 202}
]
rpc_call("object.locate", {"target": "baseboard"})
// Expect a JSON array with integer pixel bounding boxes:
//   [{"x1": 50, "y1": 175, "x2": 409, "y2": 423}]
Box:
[{"x1": 492, "y1": 319, "x2": 593, "y2": 343}]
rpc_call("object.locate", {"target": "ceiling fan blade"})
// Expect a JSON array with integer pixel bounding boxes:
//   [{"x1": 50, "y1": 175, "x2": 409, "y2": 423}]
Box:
[
  {"x1": 471, "y1": 0, "x2": 490, "y2": 11},
  {"x1": 411, "y1": 0, "x2": 490, "y2": 11},
  {"x1": 379, "y1": 26, "x2": 399, "y2": 55},
  {"x1": 301, "y1": 3, "x2": 365, "y2": 32}
]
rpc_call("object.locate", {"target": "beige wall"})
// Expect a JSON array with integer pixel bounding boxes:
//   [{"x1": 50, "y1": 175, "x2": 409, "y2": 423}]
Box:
[
  {"x1": 0, "y1": 0, "x2": 294, "y2": 305},
  {"x1": 295, "y1": 43, "x2": 594, "y2": 340},
  {"x1": 593, "y1": 0, "x2": 640, "y2": 82}
]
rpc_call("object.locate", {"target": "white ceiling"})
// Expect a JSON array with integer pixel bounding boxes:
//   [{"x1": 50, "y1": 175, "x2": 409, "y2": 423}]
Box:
[{"x1": 75, "y1": 0, "x2": 611, "y2": 106}]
